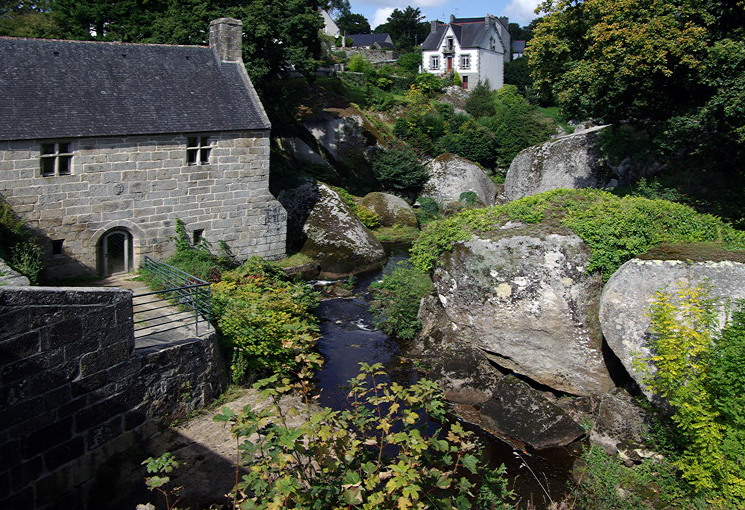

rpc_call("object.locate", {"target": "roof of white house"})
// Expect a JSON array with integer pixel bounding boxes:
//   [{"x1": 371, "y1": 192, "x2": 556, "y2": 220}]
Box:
[{"x1": 421, "y1": 16, "x2": 507, "y2": 51}]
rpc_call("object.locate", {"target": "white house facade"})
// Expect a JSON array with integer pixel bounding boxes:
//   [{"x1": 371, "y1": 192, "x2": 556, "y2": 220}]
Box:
[{"x1": 421, "y1": 15, "x2": 510, "y2": 91}]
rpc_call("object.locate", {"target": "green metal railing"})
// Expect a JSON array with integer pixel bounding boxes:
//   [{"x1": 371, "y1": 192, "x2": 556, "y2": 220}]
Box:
[{"x1": 133, "y1": 256, "x2": 211, "y2": 338}]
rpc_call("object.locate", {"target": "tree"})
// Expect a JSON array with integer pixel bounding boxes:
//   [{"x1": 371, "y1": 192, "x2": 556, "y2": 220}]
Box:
[
  {"x1": 336, "y1": 12, "x2": 369, "y2": 34},
  {"x1": 507, "y1": 21, "x2": 533, "y2": 42},
  {"x1": 0, "y1": 0, "x2": 58, "y2": 37},
  {"x1": 528, "y1": 0, "x2": 745, "y2": 183},
  {"x1": 374, "y1": 6, "x2": 428, "y2": 51},
  {"x1": 504, "y1": 57, "x2": 533, "y2": 97},
  {"x1": 53, "y1": 0, "x2": 160, "y2": 41},
  {"x1": 325, "y1": 0, "x2": 349, "y2": 18},
  {"x1": 371, "y1": 145, "x2": 428, "y2": 193}
]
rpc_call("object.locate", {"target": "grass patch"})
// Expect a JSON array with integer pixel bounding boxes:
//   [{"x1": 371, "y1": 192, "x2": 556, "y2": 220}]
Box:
[
  {"x1": 639, "y1": 242, "x2": 745, "y2": 263},
  {"x1": 274, "y1": 252, "x2": 314, "y2": 268},
  {"x1": 372, "y1": 225, "x2": 420, "y2": 243}
]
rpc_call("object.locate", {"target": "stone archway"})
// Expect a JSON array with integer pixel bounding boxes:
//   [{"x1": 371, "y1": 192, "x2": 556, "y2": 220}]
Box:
[{"x1": 99, "y1": 228, "x2": 134, "y2": 276}]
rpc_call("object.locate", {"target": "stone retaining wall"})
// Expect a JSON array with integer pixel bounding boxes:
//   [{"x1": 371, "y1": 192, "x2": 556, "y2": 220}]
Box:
[{"x1": 0, "y1": 286, "x2": 227, "y2": 509}]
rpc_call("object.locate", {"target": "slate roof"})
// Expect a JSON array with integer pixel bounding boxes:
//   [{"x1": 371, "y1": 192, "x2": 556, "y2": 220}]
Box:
[
  {"x1": 0, "y1": 37, "x2": 269, "y2": 142},
  {"x1": 348, "y1": 33, "x2": 395, "y2": 49},
  {"x1": 421, "y1": 18, "x2": 499, "y2": 50},
  {"x1": 512, "y1": 40, "x2": 526, "y2": 53}
]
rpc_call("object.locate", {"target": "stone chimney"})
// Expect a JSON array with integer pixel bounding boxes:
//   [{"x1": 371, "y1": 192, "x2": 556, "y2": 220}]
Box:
[
  {"x1": 209, "y1": 18, "x2": 243, "y2": 63},
  {"x1": 450, "y1": 14, "x2": 456, "y2": 23},
  {"x1": 431, "y1": 20, "x2": 438, "y2": 32}
]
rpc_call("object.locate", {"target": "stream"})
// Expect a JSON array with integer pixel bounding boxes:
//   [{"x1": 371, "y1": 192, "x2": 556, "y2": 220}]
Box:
[{"x1": 313, "y1": 244, "x2": 582, "y2": 509}]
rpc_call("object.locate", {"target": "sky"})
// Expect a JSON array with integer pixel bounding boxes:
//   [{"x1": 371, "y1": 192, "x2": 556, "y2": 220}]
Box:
[{"x1": 348, "y1": 0, "x2": 543, "y2": 29}]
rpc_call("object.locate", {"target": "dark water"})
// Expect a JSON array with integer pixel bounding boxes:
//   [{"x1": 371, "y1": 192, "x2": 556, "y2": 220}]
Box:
[{"x1": 313, "y1": 244, "x2": 581, "y2": 508}]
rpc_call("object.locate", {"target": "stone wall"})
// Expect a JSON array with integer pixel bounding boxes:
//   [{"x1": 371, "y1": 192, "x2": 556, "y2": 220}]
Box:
[
  {"x1": 0, "y1": 130, "x2": 286, "y2": 279},
  {"x1": 0, "y1": 286, "x2": 227, "y2": 509},
  {"x1": 337, "y1": 48, "x2": 397, "y2": 63}
]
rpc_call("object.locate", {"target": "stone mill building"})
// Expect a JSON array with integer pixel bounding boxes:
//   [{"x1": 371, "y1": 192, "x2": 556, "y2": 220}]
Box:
[{"x1": 0, "y1": 18, "x2": 286, "y2": 279}]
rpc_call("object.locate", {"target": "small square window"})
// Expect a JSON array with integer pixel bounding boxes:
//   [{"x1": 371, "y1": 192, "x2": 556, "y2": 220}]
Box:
[
  {"x1": 52, "y1": 239, "x2": 64, "y2": 256},
  {"x1": 187, "y1": 136, "x2": 212, "y2": 166},
  {"x1": 193, "y1": 229, "x2": 204, "y2": 245},
  {"x1": 40, "y1": 142, "x2": 73, "y2": 176}
]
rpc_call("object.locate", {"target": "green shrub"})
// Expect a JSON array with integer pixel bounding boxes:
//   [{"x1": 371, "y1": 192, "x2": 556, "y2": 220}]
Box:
[
  {"x1": 355, "y1": 204, "x2": 380, "y2": 228},
  {"x1": 396, "y1": 51, "x2": 422, "y2": 74},
  {"x1": 211, "y1": 257, "x2": 320, "y2": 383},
  {"x1": 410, "y1": 189, "x2": 745, "y2": 276},
  {"x1": 436, "y1": 118, "x2": 499, "y2": 167},
  {"x1": 628, "y1": 177, "x2": 683, "y2": 202},
  {"x1": 370, "y1": 261, "x2": 433, "y2": 340},
  {"x1": 464, "y1": 80, "x2": 496, "y2": 118},
  {"x1": 154, "y1": 219, "x2": 238, "y2": 282},
  {"x1": 415, "y1": 196, "x2": 440, "y2": 224},
  {"x1": 644, "y1": 285, "x2": 745, "y2": 503},
  {"x1": 0, "y1": 198, "x2": 43, "y2": 284},
  {"x1": 215, "y1": 363, "x2": 514, "y2": 509},
  {"x1": 459, "y1": 191, "x2": 479, "y2": 207},
  {"x1": 412, "y1": 73, "x2": 444, "y2": 94},
  {"x1": 9, "y1": 241, "x2": 43, "y2": 285},
  {"x1": 347, "y1": 53, "x2": 375, "y2": 75},
  {"x1": 479, "y1": 85, "x2": 557, "y2": 167},
  {"x1": 371, "y1": 146, "x2": 428, "y2": 193},
  {"x1": 572, "y1": 446, "x2": 697, "y2": 509}
]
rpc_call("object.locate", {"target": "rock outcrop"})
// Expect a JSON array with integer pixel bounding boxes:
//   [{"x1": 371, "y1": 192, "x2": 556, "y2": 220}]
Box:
[
  {"x1": 504, "y1": 125, "x2": 613, "y2": 201},
  {"x1": 600, "y1": 258, "x2": 745, "y2": 393},
  {"x1": 590, "y1": 388, "x2": 650, "y2": 455},
  {"x1": 425, "y1": 226, "x2": 614, "y2": 396},
  {"x1": 0, "y1": 259, "x2": 29, "y2": 286},
  {"x1": 278, "y1": 181, "x2": 385, "y2": 278},
  {"x1": 416, "y1": 296, "x2": 586, "y2": 449},
  {"x1": 360, "y1": 192, "x2": 417, "y2": 227},
  {"x1": 422, "y1": 153, "x2": 498, "y2": 208}
]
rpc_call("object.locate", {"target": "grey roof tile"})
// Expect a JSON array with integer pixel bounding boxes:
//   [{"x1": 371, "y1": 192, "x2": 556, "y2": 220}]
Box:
[{"x1": 0, "y1": 37, "x2": 269, "y2": 141}]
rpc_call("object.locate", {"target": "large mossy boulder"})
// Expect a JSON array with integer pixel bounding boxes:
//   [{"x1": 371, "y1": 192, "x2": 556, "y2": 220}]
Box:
[
  {"x1": 278, "y1": 181, "x2": 386, "y2": 278},
  {"x1": 600, "y1": 254, "x2": 745, "y2": 394},
  {"x1": 425, "y1": 226, "x2": 614, "y2": 396},
  {"x1": 422, "y1": 153, "x2": 498, "y2": 208},
  {"x1": 504, "y1": 126, "x2": 614, "y2": 201},
  {"x1": 360, "y1": 192, "x2": 417, "y2": 227}
]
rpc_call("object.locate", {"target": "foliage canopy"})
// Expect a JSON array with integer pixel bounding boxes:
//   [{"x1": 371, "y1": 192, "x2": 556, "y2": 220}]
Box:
[{"x1": 528, "y1": 0, "x2": 745, "y2": 173}]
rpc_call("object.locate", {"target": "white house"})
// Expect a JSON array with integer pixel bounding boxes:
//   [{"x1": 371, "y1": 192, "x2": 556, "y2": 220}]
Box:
[
  {"x1": 320, "y1": 10, "x2": 340, "y2": 38},
  {"x1": 421, "y1": 15, "x2": 510, "y2": 91}
]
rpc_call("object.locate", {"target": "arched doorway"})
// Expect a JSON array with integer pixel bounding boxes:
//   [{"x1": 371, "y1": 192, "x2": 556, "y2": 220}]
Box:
[{"x1": 100, "y1": 229, "x2": 134, "y2": 276}]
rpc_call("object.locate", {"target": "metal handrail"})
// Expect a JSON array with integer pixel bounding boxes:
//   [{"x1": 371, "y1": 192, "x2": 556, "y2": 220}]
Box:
[{"x1": 133, "y1": 256, "x2": 212, "y2": 338}]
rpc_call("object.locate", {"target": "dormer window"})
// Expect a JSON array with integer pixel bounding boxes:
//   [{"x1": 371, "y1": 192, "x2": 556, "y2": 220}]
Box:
[
  {"x1": 187, "y1": 136, "x2": 212, "y2": 166},
  {"x1": 445, "y1": 37, "x2": 454, "y2": 52},
  {"x1": 430, "y1": 55, "x2": 440, "y2": 70},
  {"x1": 40, "y1": 142, "x2": 72, "y2": 176}
]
